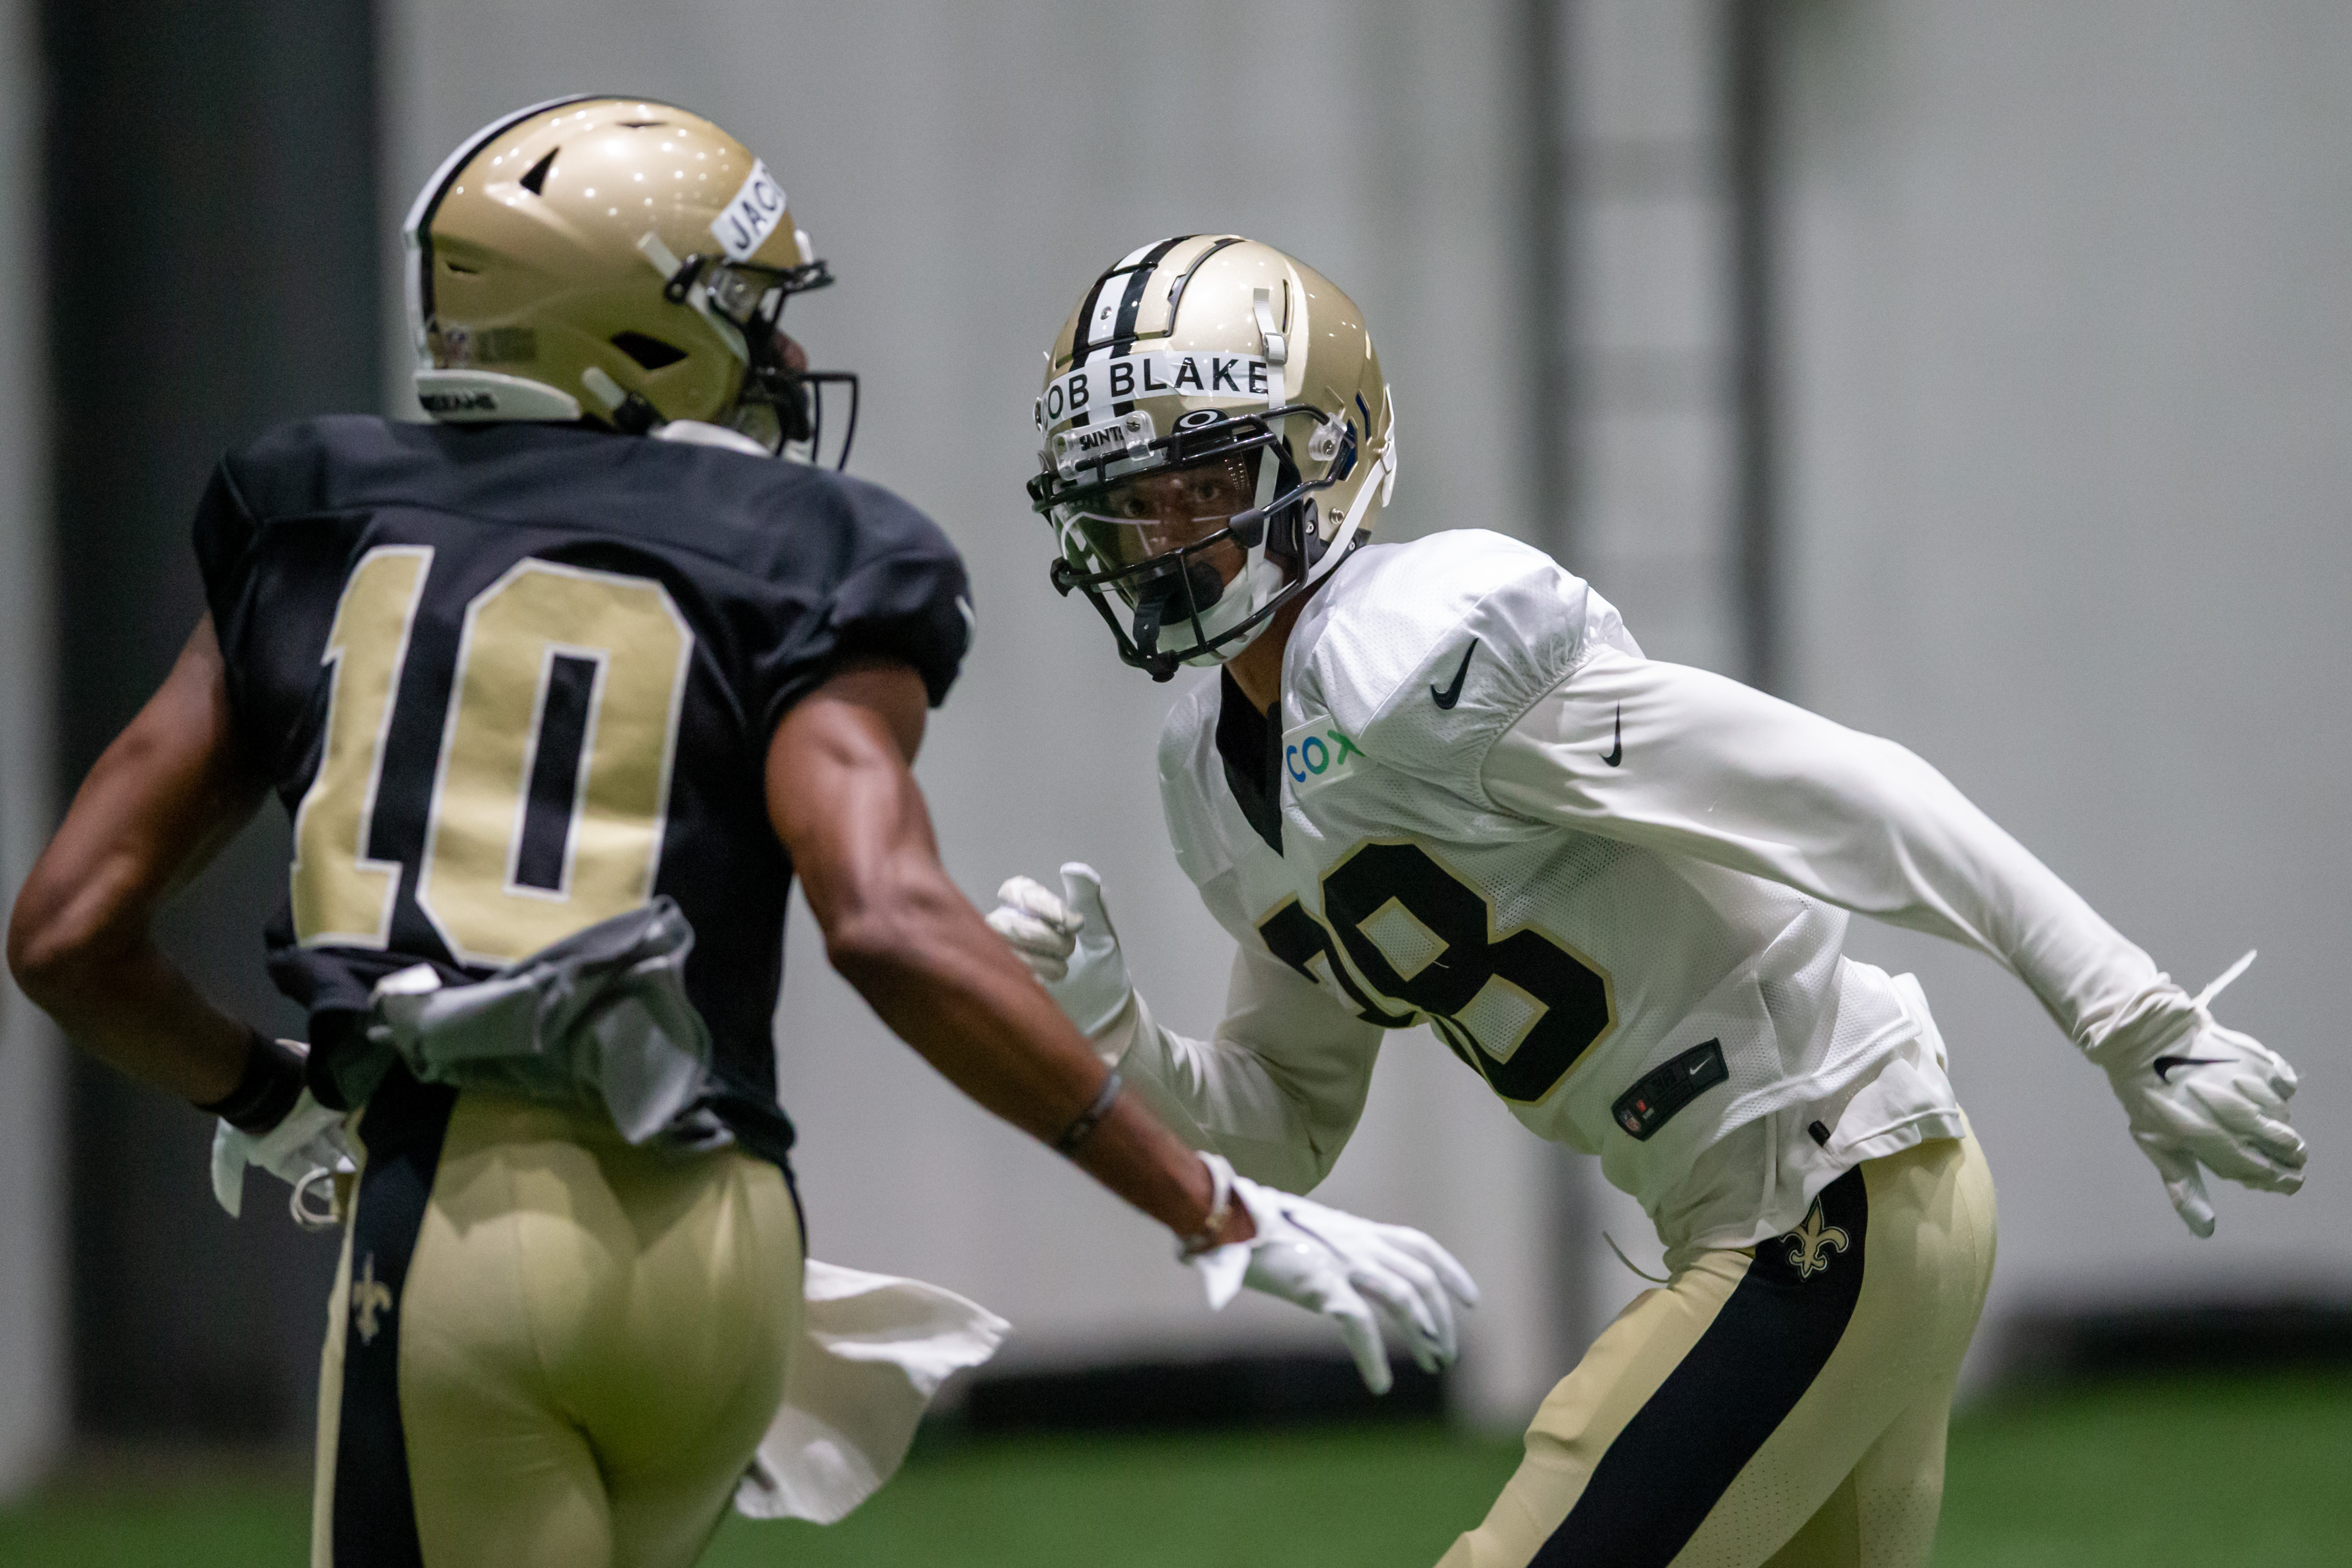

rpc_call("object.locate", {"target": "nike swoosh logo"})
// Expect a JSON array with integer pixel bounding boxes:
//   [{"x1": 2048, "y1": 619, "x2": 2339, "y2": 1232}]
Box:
[
  {"x1": 2153, "y1": 1055, "x2": 2229, "y2": 1083},
  {"x1": 1603, "y1": 705, "x2": 1623, "y2": 767},
  {"x1": 1431, "y1": 640, "x2": 1478, "y2": 709}
]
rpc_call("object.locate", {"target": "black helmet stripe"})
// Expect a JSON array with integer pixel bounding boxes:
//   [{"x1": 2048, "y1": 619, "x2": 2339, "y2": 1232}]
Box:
[
  {"x1": 1111, "y1": 234, "x2": 1191, "y2": 345},
  {"x1": 1063, "y1": 265, "x2": 1117, "y2": 430},
  {"x1": 1066, "y1": 234, "x2": 1190, "y2": 428},
  {"x1": 1108, "y1": 234, "x2": 1193, "y2": 416}
]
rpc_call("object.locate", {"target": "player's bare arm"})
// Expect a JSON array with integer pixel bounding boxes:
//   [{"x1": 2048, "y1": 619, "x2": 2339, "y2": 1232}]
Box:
[
  {"x1": 766, "y1": 655, "x2": 1251, "y2": 1243},
  {"x1": 8, "y1": 614, "x2": 269, "y2": 1106}
]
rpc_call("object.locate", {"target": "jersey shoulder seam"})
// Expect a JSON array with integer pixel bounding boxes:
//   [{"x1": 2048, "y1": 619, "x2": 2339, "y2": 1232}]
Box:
[
  {"x1": 238, "y1": 489, "x2": 936, "y2": 589},
  {"x1": 1466, "y1": 628, "x2": 1617, "y2": 815},
  {"x1": 1343, "y1": 576, "x2": 1593, "y2": 809}
]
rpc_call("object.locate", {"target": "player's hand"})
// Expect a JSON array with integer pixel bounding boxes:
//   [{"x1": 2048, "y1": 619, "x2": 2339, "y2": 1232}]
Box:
[
  {"x1": 985, "y1": 862, "x2": 1134, "y2": 1036},
  {"x1": 2091, "y1": 952, "x2": 2305, "y2": 1237},
  {"x1": 211, "y1": 1052, "x2": 355, "y2": 1227},
  {"x1": 1187, "y1": 1154, "x2": 1480, "y2": 1394}
]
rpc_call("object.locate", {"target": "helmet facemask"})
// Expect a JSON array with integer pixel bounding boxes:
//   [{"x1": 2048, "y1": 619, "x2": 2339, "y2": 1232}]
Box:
[
  {"x1": 1039, "y1": 406, "x2": 1353, "y2": 680},
  {"x1": 656, "y1": 251, "x2": 860, "y2": 464}
]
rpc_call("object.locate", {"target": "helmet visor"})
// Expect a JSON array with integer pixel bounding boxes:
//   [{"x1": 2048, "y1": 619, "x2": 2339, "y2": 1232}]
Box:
[{"x1": 1057, "y1": 450, "x2": 1264, "y2": 609}]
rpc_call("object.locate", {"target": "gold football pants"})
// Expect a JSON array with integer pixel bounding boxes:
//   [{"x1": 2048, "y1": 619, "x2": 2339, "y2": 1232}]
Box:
[
  {"x1": 312, "y1": 1069, "x2": 803, "y2": 1568},
  {"x1": 1440, "y1": 1133, "x2": 1997, "y2": 1568}
]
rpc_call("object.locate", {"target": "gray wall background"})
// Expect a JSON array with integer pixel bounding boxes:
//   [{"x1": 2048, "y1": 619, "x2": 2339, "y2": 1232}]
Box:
[{"x1": 1777, "y1": 1, "x2": 2352, "y2": 1357}]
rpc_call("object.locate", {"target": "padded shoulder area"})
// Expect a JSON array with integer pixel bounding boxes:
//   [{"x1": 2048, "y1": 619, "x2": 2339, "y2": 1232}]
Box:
[
  {"x1": 220, "y1": 415, "x2": 420, "y2": 517},
  {"x1": 221, "y1": 417, "x2": 931, "y2": 564},
  {"x1": 1289, "y1": 530, "x2": 1593, "y2": 792}
]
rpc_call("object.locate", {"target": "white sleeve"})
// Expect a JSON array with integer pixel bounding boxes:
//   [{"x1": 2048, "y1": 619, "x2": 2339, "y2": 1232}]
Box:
[
  {"x1": 1479, "y1": 644, "x2": 2172, "y2": 1050},
  {"x1": 1096, "y1": 942, "x2": 1384, "y2": 1193}
]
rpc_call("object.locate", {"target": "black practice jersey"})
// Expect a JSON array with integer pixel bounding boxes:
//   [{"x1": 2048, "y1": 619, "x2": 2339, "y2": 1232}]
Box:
[{"x1": 193, "y1": 417, "x2": 972, "y2": 1147}]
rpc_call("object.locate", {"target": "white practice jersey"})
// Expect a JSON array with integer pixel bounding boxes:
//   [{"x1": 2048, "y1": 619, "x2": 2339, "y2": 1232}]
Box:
[{"x1": 1130, "y1": 529, "x2": 2177, "y2": 1250}]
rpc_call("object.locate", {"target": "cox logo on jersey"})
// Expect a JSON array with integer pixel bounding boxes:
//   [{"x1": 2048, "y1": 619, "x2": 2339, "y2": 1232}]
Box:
[{"x1": 1282, "y1": 719, "x2": 1364, "y2": 798}]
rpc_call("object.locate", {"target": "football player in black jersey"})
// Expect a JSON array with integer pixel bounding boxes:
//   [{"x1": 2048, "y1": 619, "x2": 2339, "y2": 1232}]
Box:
[{"x1": 6, "y1": 99, "x2": 1474, "y2": 1568}]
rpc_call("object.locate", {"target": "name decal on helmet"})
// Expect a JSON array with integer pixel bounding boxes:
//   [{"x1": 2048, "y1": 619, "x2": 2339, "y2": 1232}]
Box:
[
  {"x1": 711, "y1": 158, "x2": 788, "y2": 261},
  {"x1": 420, "y1": 389, "x2": 500, "y2": 413},
  {"x1": 1035, "y1": 352, "x2": 1270, "y2": 432}
]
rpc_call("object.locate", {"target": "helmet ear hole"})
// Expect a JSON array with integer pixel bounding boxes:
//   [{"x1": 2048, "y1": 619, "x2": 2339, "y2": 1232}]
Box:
[
  {"x1": 610, "y1": 331, "x2": 687, "y2": 371},
  {"x1": 519, "y1": 148, "x2": 557, "y2": 195}
]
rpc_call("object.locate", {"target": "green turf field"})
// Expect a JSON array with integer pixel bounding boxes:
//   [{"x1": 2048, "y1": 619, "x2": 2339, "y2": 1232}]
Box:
[{"x1": 2, "y1": 1369, "x2": 2344, "y2": 1566}]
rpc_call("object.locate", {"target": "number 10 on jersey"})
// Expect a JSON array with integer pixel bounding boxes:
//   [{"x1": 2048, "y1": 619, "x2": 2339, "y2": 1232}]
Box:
[{"x1": 289, "y1": 545, "x2": 692, "y2": 967}]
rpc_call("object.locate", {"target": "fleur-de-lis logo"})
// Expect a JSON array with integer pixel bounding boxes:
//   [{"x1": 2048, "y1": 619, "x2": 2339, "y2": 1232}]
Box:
[
  {"x1": 1784, "y1": 1201, "x2": 1849, "y2": 1280},
  {"x1": 352, "y1": 1252, "x2": 395, "y2": 1346}
]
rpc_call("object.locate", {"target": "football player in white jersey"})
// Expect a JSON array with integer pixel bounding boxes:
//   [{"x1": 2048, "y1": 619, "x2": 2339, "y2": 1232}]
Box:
[{"x1": 988, "y1": 235, "x2": 2308, "y2": 1568}]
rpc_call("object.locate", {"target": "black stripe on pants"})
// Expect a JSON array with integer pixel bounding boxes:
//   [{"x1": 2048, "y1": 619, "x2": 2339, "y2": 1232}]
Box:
[
  {"x1": 331, "y1": 1066, "x2": 458, "y2": 1568},
  {"x1": 1534, "y1": 1164, "x2": 1871, "y2": 1567}
]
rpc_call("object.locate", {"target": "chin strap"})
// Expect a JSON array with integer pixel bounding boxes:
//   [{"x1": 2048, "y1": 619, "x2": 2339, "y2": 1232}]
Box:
[
  {"x1": 1252, "y1": 287, "x2": 1289, "y2": 388},
  {"x1": 1131, "y1": 589, "x2": 1167, "y2": 660}
]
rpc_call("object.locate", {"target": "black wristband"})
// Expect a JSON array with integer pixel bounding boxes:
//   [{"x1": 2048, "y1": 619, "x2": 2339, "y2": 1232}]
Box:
[
  {"x1": 197, "y1": 1030, "x2": 306, "y2": 1134},
  {"x1": 1053, "y1": 1070, "x2": 1122, "y2": 1157}
]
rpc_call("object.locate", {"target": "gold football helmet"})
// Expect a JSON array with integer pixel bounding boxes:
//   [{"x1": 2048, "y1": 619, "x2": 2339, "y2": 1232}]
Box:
[
  {"x1": 403, "y1": 95, "x2": 855, "y2": 459},
  {"x1": 1029, "y1": 236, "x2": 1397, "y2": 678}
]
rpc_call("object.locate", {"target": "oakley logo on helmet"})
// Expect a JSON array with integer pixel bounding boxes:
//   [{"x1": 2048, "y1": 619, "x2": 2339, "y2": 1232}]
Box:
[
  {"x1": 1035, "y1": 352, "x2": 1270, "y2": 432},
  {"x1": 710, "y1": 158, "x2": 789, "y2": 261}
]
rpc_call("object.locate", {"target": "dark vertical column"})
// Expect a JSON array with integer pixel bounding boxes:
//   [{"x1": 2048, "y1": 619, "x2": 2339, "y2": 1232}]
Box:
[
  {"x1": 42, "y1": 0, "x2": 379, "y2": 1443},
  {"x1": 1727, "y1": 0, "x2": 1781, "y2": 692},
  {"x1": 1520, "y1": 0, "x2": 1576, "y2": 567}
]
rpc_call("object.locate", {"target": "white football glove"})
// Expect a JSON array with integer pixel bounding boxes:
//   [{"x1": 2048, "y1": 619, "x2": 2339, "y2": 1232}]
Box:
[
  {"x1": 211, "y1": 1050, "x2": 356, "y2": 1229},
  {"x1": 985, "y1": 863, "x2": 1134, "y2": 1037},
  {"x1": 2089, "y1": 952, "x2": 2305, "y2": 1237},
  {"x1": 1187, "y1": 1154, "x2": 1480, "y2": 1394}
]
